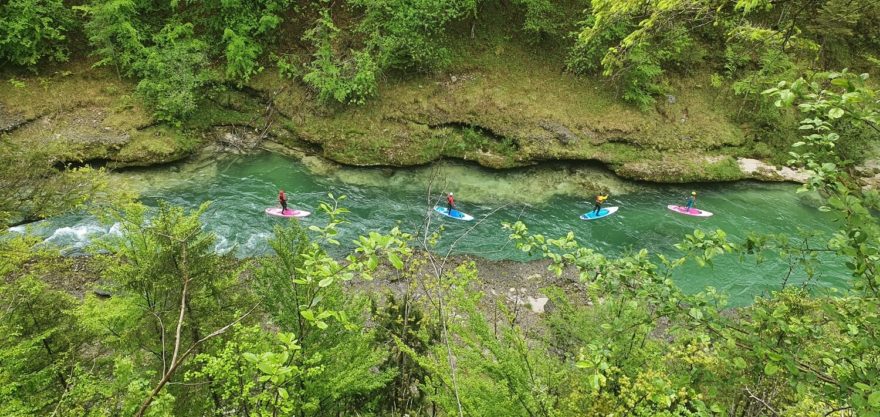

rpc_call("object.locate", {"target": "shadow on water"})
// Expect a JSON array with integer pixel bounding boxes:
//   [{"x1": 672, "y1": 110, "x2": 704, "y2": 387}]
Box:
[{"x1": 11, "y1": 150, "x2": 849, "y2": 305}]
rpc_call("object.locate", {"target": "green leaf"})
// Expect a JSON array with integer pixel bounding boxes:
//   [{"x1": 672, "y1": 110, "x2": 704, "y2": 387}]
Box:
[
  {"x1": 257, "y1": 361, "x2": 276, "y2": 375},
  {"x1": 590, "y1": 373, "x2": 602, "y2": 391},
  {"x1": 869, "y1": 391, "x2": 880, "y2": 408},
  {"x1": 367, "y1": 255, "x2": 378, "y2": 270},
  {"x1": 318, "y1": 277, "x2": 333, "y2": 287},
  {"x1": 828, "y1": 108, "x2": 845, "y2": 119},
  {"x1": 300, "y1": 309, "x2": 315, "y2": 321},
  {"x1": 388, "y1": 252, "x2": 403, "y2": 270},
  {"x1": 764, "y1": 362, "x2": 779, "y2": 376}
]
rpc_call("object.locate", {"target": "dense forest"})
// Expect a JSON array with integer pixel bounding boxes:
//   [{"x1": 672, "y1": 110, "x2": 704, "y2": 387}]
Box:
[
  {"x1": 2, "y1": 0, "x2": 879, "y2": 113},
  {"x1": 2, "y1": 0, "x2": 880, "y2": 416}
]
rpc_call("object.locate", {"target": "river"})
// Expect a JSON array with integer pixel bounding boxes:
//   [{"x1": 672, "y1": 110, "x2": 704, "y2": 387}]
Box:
[{"x1": 12, "y1": 150, "x2": 850, "y2": 305}]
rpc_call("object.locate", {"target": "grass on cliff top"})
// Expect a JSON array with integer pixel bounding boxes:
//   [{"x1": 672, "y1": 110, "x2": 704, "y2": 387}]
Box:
[
  {"x1": 0, "y1": 61, "x2": 202, "y2": 167},
  {"x1": 0, "y1": 61, "x2": 151, "y2": 128}
]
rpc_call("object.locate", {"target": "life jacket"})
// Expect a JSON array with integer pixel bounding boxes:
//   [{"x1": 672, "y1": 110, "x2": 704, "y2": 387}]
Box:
[
  {"x1": 596, "y1": 195, "x2": 608, "y2": 203},
  {"x1": 447, "y1": 195, "x2": 455, "y2": 205},
  {"x1": 279, "y1": 191, "x2": 286, "y2": 202}
]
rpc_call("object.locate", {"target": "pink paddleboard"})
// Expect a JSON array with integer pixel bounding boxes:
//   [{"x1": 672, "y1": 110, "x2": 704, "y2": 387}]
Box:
[
  {"x1": 265, "y1": 208, "x2": 311, "y2": 218},
  {"x1": 667, "y1": 205, "x2": 713, "y2": 217}
]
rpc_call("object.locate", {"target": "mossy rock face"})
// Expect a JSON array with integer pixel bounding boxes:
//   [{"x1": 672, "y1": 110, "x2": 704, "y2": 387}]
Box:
[
  {"x1": 616, "y1": 155, "x2": 743, "y2": 183},
  {"x1": 112, "y1": 128, "x2": 198, "y2": 167},
  {"x1": 248, "y1": 42, "x2": 758, "y2": 182},
  {"x1": 1, "y1": 65, "x2": 197, "y2": 168},
  {"x1": 2, "y1": 105, "x2": 196, "y2": 167},
  {"x1": 0, "y1": 46, "x2": 803, "y2": 183}
]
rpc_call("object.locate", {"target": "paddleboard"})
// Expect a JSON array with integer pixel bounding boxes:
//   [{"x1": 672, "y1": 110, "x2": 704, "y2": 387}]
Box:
[
  {"x1": 580, "y1": 206, "x2": 619, "y2": 220},
  {"x1": 265, "y1": 208, "x2": 311, "y2": 218},
  {"x1": 667, "y1": 205, "x2": 713, "y2": 217},
  {"x1": 434, "y1": 206, "x2": 474, "y2": 221}
]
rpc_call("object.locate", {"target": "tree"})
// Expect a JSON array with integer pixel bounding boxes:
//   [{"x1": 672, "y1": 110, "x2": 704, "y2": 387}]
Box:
[
  {"x1": 0, "y1": 0, "x2": 73, "y2": 67},
  {"x1": 302, "y1": 9, "x2": 379, "y2": 104},
  {"x1": 76, "y1": 0, "x2": 145, "y2": 78},
  {"x1": 75, "y1": 201, "x2": 251, "y2": 416},
  {"x1": 186, "y1": 0, "x2": 293, "y2": 84},
  {"x1": 0, "y1": 141, "x2": 107, "y2": 227},
  {"x1": 135, "y1": 23, "x2": 212, "y2": 124},
  {"x1": 192, "y1": 202, "x2": 395, "y2": 416},
  {"x1": 0, "y1": 240, "x2": 81, "y2": 415}
]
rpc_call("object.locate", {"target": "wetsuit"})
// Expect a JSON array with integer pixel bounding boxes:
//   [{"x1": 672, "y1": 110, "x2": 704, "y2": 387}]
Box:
[{"x1": 279, "y1": 191, "x2": 288, "y2": 213}]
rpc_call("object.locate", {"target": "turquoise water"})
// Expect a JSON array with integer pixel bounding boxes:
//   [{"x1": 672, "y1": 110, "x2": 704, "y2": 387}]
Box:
[{"x1": 13, "y1": 151, "x2": 849, "y2": 304}]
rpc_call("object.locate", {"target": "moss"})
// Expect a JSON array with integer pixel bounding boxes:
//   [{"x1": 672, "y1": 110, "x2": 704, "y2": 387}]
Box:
[
  {"x1": 247, "y1": 34, "x2": 759, "y2": 181},
  {"x1": 0, "y1": 37, "x2": 812, "y2": 183},
  {"x1": 182, "y1": 89, "x2": 264, "y2": 131},
  {"x1": 112, "y1": 127, "x2": 198, "y2": 167},
  {"x1": 616, "y1": 154, "x2": 743, "y2": 183}
]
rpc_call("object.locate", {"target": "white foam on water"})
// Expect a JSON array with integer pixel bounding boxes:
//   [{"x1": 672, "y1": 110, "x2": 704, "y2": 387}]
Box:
[
  {"x1": 214, "y1": 235, "x2": 234, "y2": 254},
  {"x1": 242, "y1": 232, "x2": 272, "y2": 256},
  {"x1": 107, "y1": 222, "x2": 123, "y2": 237},
  {"x1": 43, "y1": 223, "x2": 109, "y2": 251}
]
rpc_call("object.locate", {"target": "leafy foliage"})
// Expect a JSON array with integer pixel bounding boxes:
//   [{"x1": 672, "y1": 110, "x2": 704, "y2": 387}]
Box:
[
  {"x1": 301, "y1": 0, "x2": 476, "y2": 104},
  {"x1": 301, "y1": 10, "x2": 379, "y2": 105},
  {"x1": 0, "y1": 0, "x2": 72, "y2": 67},
  {"x1": 76, "y1": 0, "x2": 146, "y2": 78},
  {"x1": 570, "y1": 0, "x2": 879, "y2": 109},
  {"x1": 135, "y1": 23, "x2": 211, "y2": 124},
  {"x1": 0, "y1": 141, "x2": 108, "y2": 227},
  {"x1": 188, "y1": 0, "x2": 293, "y2": 84}
]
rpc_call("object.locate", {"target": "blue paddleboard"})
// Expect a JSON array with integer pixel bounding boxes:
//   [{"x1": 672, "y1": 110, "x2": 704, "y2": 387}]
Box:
[
  {"x1": 579, "y1": 206, "x2": 619, "y2": 220},
  {"x1": 434, "y1": 206, "x2": 474, "y2": 221}
]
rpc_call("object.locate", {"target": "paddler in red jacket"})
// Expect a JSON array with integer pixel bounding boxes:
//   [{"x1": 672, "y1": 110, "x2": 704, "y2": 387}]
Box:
[
  {"x1": 279, "y1": 189, "x2": 289, "y2": 214},
  {"x1": 446, "y1": 192, "x2": 456, "y2": 214}
]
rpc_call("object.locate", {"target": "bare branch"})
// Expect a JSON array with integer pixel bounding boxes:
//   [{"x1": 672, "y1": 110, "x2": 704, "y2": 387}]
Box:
[{"x1": 133, "y1": 304, "x2": 257, "y2": 417}]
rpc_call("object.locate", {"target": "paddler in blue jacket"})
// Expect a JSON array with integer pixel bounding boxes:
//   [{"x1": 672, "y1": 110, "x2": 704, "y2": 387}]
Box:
[{"x1": 685, "y1": 191, "x2": 696, "y2": 212}]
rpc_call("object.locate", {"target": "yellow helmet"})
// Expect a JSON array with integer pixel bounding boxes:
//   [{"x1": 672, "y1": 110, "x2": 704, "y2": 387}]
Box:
[{"x1": 691, "y1": 191, "x2": 697, "y2": 196}]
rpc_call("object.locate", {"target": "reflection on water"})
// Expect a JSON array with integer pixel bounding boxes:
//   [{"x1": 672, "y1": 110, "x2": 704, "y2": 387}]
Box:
[{"x1": 11, "y1": 150, "x2": 849, "y2": 305}]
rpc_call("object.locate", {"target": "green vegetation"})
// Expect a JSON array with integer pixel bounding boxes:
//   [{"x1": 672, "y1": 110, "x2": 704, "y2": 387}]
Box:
[
  {"x1": 1, "y1": 75, "x2": 879, "y2": 416},
  {"x1": 3, "y1": 0, "x2": 875, "y2": 148},
  {"x1": 2, "y1": 0, "x2": 878, "y2": 188},
  {"x1": 1, "y1": 6, "x2": 880, "y2": 413}
]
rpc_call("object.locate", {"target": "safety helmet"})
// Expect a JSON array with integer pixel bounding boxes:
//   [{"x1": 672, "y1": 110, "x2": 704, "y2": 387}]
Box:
[
  {"x1": 691, "y1": 191, "x2": 697, "y2": 195},
  {"x1": 449, "y1": 192, "x2": 453, "y2": 196}
]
